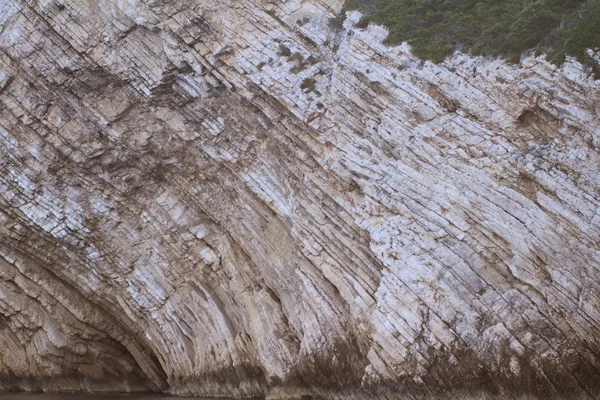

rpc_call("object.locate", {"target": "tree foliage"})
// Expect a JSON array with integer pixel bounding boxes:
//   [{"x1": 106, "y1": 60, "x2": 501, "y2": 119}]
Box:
[{"x1": 343, "y1": 0, "x2": 600, "y2": 67}]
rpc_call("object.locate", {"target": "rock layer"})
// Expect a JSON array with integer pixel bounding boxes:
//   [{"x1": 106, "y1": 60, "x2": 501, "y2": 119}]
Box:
[{"x1": 0, "y1": 0, "x2": 599, "y2": 398}]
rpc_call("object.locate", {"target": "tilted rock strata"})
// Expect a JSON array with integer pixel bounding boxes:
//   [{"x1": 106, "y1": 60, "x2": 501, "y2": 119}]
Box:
[{"x1": 0, "y1": 0, "x2": 599, "y2": 398}]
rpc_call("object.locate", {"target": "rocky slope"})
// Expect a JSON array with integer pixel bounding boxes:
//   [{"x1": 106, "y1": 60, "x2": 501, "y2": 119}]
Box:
[{"x1": 0, "y1": 0, "x2": 599, "y2": 398}]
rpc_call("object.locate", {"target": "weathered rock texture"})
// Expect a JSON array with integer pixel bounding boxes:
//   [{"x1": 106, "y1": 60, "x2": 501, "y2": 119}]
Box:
[{"x1": 0, "y1": 0, "x2": 599, "y2": 398}]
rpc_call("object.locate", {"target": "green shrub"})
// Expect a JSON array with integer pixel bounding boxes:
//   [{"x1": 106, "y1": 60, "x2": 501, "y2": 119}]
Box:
[
  {"x1": 300, "y1": 78, "x2": 317, "y2": 93},
  {"x1": 356, "y1": 15, "x2": 371, "y2": 28},
  {"x1": 296, "y1": 17, "x2": 310, "y2": 26},
  {"x1": 329, "y1": 10, "x2": 347, "y2": 30},
  {"x1": 278, "y1": 43, "x2": 292, "y2": 57},
  {"x1": 343, "y1": 0, "x2": 600, "y2": 69},
  {"x1": 289, "y1": 52, "x2": 304, "y2": 63}
]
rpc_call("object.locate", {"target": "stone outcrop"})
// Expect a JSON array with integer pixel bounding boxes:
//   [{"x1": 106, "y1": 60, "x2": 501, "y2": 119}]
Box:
[{"x1": 0, "y1": 0, "x2": 599, "y2": 398}]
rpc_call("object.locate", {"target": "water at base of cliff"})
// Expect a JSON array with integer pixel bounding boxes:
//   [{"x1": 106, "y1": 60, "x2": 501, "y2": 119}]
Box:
[{"x1": 0, "y1": 395, "x2": 218, "y2": 400}]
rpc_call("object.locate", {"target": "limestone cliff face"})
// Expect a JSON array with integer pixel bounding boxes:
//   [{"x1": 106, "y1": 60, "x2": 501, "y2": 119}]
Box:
[{"x1": 0, "y1": 0, "x2": 599, "y2": 398}]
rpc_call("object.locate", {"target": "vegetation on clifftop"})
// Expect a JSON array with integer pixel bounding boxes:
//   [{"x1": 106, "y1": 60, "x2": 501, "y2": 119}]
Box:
[{"x1": 340, "y1": 0, "x2": 600, "y2": 69}]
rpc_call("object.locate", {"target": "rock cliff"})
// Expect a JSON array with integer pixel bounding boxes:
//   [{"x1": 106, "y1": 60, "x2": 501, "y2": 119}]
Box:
[{"x1": 0, "y1": 0, "x2": 599, "y2": 399}]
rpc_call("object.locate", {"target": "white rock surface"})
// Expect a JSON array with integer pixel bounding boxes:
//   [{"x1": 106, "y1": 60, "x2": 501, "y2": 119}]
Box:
[{"x1": 0, "y1": 0, "x2": 599, "y2": 398}]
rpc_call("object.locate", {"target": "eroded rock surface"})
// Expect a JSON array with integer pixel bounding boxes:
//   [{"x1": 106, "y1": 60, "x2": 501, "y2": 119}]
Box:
[{"x1": 0, "y1": 0, "x2": 599, "y2": 398}]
